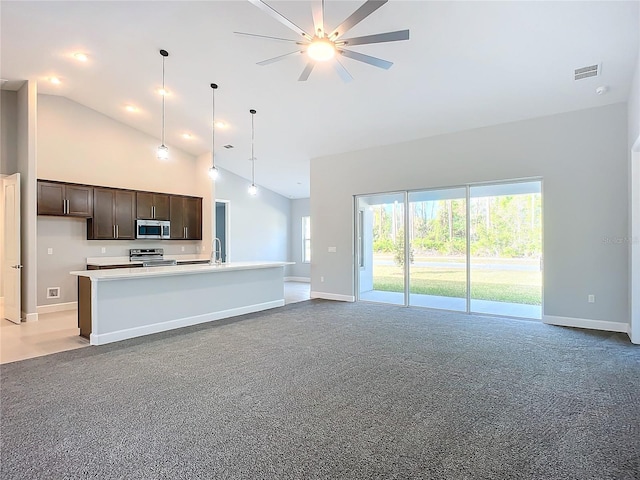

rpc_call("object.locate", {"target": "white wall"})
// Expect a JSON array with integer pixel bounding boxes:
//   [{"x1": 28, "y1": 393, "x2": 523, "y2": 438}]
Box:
[
  {"x1": 36, "y1": 94, "x2": 212, "y2": 307},
  {"x1": 311, "y1": 104, "x2": 629, "y2": 324},
  {"x1": 289, "y1": 197, "x2": 310, "y2": 279},
  {"x1": 214, "y1": 168, "x2": 290, "y2": 269}
]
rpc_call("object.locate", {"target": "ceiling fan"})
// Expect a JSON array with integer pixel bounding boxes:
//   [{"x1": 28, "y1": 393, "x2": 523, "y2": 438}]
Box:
[{"x1": 236, "y1": 0, "x2": 410, "y2": 82}]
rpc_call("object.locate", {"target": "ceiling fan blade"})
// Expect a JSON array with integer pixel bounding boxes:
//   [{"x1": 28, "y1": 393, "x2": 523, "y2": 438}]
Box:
[
  {"x1": 298, "y1": 62, "x2": 315, "y2": 81},
  {"x1": 338, "y1": 48, "x2": 393, "y2": 69},
  {"x1": 330, "y1": 0, "x2": 388, "y2": 40},
  {"x1": 249, "y1": 0, "x2": 311, "y2": 39},
  {"x1": 235, "y1": 31, "x2": 304, "y2": 44},
  {"x1": 333, "y1": 58, "x2": 353, "y2": 83},
  {"x1": 312, "y1": 0, "x2": 325, "y2": 36},
  {"x1": 339, "y1": 29, "x2": 410, "y2": 46},
  {"x1": 257, "y1": 50, "x2": 303, "y2": 66}
]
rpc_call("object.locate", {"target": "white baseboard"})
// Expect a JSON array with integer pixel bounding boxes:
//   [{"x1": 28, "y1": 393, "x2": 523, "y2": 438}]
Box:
[
  {"x1": 22, "y1": 312, "x2": 39, "y2": 323},
  {"x1": 310, "y1": 291, "x2": 355, "y2": 302},
  {"x1": 37, "y1": 301, "x2": 78, "y2": 315},
  {"x1": 90, "y1": 299, "x2": 285, "y2": 346},
  {"x1": 543, "y1": 315, "x2": 629, "y2": 334},
  {"x1": 285, "y1": 276, "x2": 310, "y2": 283}
]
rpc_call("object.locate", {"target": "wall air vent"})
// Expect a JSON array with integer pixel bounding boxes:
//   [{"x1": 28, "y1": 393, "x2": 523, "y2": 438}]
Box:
[
  {"x1": 574, "y1": 64, "x2": 600, "y2": 80},
  {"x1": 223, "y1": 144, "x2": 234, "y2": 149}
]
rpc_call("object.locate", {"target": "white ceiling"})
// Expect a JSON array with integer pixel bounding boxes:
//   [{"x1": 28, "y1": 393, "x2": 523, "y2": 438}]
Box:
[{"x1": 1, "y1": 1, "x2": 638, "y2": 199}]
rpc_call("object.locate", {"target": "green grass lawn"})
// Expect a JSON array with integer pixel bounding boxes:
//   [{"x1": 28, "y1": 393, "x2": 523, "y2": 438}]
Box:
[{"x1": 372, "y1": 265, "x2": 542, "y2": 305}]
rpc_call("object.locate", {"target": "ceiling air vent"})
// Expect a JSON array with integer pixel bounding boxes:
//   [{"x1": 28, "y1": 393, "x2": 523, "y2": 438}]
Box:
[
  {"x1": 574, "y1": 64, "x2": 600, "y2": 80},
  {"x1": 223, "y1": 144, "x2": 234, "y2": 149}
]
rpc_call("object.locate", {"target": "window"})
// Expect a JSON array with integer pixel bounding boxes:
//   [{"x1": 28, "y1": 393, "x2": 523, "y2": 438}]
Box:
[{"x1": 302, "y1": 216, "x2": 311, "y2": 263}]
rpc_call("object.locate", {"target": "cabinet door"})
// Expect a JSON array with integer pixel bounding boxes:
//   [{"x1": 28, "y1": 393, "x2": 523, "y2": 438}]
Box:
[
  {"x1": 66, "y1": 185, "x2": 93, "y2": 217},
  {"x1": 92, "y1": 188, "x2": 116, "y2": 239},
  {"x1": 136, "y1": 192, "x2": 154, "y2": 219},
  {"x1": 170, "y1": 196, "x2": 185, "y2": 239},
  {"x1": 184, "y1": 197, "x2": 202, "y2": 240},
  {"x1": 115, "y1": 190, "x2": 135, "y2": 239},
  {"x1": 153, "y1": 194, "x2": 170, "y2": 220},
  {"x1": 37, "y1": 182, "x2": 65, "y2": 215}
]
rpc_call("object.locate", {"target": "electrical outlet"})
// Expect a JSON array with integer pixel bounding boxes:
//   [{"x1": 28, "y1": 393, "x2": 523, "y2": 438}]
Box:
[
  {"x1": 328, "y1": 246, "x2": 337, "y2": 253},
  {"x1": 588, "y1": 294, "x2": 595, "y2": 303},
  {"x1": 181, "y1": 246, "x2": 185, "y2": 252},
  {"x1": 47, "y1": 248, "x2": 53, "y2": 255},
  {"x1": 46, "y1": 287, "x2": 60, "y2": 299},
  {"x1": 320, "y1": 276, "x2": 324, "y2": 282},
  {"x1": 101, "y1": 247, "x2": 106, "y2": 254}
]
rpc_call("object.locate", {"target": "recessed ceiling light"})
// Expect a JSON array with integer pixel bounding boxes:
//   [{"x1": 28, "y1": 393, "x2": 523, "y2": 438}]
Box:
[
  {"x1": 214, "y1": 121, "x2": 227, "y2": 129},
  {"x1": 50, "y1": 77, "x2": 61, "y2": 85},
  {"x1": 182, "y1": 133, "x2": 193, "y2": 140},
  {"x1": 125, "y1": 105, "x2": 138, "y2": 113},
  {"x1": 74, "y1": 52, "x2": 88, "y2": 62},
  {"x1": 157, "y1": 88, "x2": 168, "y2": 96}
]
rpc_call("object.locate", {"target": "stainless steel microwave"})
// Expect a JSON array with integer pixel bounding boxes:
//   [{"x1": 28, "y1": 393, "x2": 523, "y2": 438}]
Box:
[{"x1": 136, "y1": 219, "x2": 170, "y2": 240}]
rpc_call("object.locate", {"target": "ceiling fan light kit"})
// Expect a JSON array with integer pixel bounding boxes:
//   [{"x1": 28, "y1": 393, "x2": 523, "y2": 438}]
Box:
[{"x1": 237, "y1": 0, "x2": 410, "y2": 82}]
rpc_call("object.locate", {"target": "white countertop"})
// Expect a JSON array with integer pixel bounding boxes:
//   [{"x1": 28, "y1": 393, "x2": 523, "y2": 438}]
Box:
[
  {"x1": 86, "y1": 254, "x2": 211, "y2": 266},
  {"x1": 72, "y1": 261, "x2": 294, "y2": 281}
]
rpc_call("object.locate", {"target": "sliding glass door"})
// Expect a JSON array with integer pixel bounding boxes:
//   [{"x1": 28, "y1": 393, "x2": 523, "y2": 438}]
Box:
[
  {"x1": 408, "y1": 188, "x2": 467, "y2": 311},
  {"x1": 469, "y1": 182, "x2": 542, "y2": 318},
  {"x1": 356, "y1": 180, "x2": 542, "y2": 319},
  {"x1": 356, "y1": 193, "x2": 405, "y2": 305}
]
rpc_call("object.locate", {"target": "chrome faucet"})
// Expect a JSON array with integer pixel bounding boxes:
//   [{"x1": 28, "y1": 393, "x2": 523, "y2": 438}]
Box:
[{"x1": 211, "y1": 237, "x2": 223, "y2": 265}]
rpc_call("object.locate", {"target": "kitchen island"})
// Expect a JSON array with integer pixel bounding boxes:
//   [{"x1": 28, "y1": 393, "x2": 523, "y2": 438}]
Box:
[{"x1": 71, "y1": 261, "x2": 293, "y2": 345}]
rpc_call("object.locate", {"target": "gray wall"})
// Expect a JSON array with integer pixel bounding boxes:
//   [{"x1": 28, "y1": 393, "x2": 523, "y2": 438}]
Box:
[
  {"x1": 311, "y1": 103, "x2": 628, "y2": 323},
  {"x1": 288, "y1": 197, "x2": 310, "y2": 279},
  {"x1": 37, "y1": 216, "x2": 199, "y2": 305},
  {"x1": 1, "y1": 90, "x2": 18, "y2": 175},
  {"x1": 214, "y1": 167, "x2": 290, "y2": 270}
]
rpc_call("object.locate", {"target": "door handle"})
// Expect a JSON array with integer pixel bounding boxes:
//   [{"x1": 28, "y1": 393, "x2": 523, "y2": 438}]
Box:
[
  {"x1": 152, "y1": 206, "x2": 156, "y2": 219},
  {"x1": 116, "y1": 225, "x2": 119, "y2": 239},
  {"x1": 11, "y1": 264, "x2": 23, "y2": 269},
  {"x1": 63, "y1": 199, "x2": 68, "y2": 214},
  {"x1": 113, "y1": 225, "x2": 116, "y2": 238},
  {"x1": 184, "y1": 226, "x2": 187, "y2": 238}
]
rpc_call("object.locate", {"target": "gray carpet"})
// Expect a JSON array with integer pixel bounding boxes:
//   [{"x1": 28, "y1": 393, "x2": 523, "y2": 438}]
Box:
[{"x1": 1, "y1": 299, "x2": 639, "y2": 479}]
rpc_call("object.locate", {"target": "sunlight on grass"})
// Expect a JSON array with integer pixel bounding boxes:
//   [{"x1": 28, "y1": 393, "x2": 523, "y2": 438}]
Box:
[{"x1": 372, "y1": 264, "x2": 542, "y2": 305}]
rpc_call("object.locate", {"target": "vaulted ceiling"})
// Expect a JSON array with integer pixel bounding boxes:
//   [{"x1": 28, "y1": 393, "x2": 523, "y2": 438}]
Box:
[{"x1": 1, "y1": 1, "x2": 638, "y2": 198}]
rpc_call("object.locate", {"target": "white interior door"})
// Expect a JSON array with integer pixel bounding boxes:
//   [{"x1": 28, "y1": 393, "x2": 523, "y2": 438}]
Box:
[{"x1": 3, "y1": 173, "x2": 21, "y2": 323}]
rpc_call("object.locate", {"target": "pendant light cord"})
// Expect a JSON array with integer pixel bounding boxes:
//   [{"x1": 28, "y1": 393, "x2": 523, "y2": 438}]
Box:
[
  {"x1": 161, "y1": 55, "x2": 165, "y2": 145},
  {"x1": 251, "y1": 110, "x2": 256, "y2": 185},
  {"x1": 211, "y1": 84, "x2": 217, "y2": 169}
]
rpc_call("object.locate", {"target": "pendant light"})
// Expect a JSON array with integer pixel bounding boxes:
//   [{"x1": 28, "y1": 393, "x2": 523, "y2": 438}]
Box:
[
  {"x1": 208, "y1": 83, "x2": 219, "y2": 179},
  {"x1": 157, "y1": 49, "x2": 169, "y2": 160},
  {"x1": 248, "y1": 109, "x2": 258, "y2": 196}
]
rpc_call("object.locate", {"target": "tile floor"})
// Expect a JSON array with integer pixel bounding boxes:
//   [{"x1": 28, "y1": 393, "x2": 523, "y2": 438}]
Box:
[{"x1": 0, "y1": 282, "x2": 311, "y2": 365}]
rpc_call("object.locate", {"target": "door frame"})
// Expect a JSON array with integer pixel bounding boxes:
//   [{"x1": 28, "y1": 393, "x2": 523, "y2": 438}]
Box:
[
  {"x1": 215, "y1": 199, "x2": 230, "y2": 262},
  {"x1": 2, "y1": 173, "x2": 22, "y2": 323}
]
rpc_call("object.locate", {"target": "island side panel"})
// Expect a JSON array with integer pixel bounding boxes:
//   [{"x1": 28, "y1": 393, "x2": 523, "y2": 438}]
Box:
[
  {"x1": 90, "y1": 266, "x2": 285, "y2": 345},
  {"x1": 78, "y1": 276, "x2": 92, "y2": 339}
]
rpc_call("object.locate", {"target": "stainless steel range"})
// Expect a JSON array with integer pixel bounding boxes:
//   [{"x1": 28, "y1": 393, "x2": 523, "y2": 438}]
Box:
[{"x1": 129, "y1": 248, "x2": 177, "y2": 267}]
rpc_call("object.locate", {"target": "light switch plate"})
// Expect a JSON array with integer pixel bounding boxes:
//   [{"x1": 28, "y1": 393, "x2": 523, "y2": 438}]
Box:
[
  {"x1": 328, "y1": 246, "x2": 337, "y2": 253},
  {"x1": 47, "y1": 248, "x2": 53, "y2": 255}
]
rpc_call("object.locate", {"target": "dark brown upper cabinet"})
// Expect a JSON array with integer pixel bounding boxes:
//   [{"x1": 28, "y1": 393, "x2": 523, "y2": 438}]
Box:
[
  {"x1": 37, "y1": 180, "x2": 93, "y2": 217},
  {"x1": 170, "y1": 195, "x2": 202, "y2": 240},
  {"x1": 88, "y1": 188, "x2": 135, "y2": 240},
  {"x1": 136, "y1": 192, "x2": 170, "y2": 220}
]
